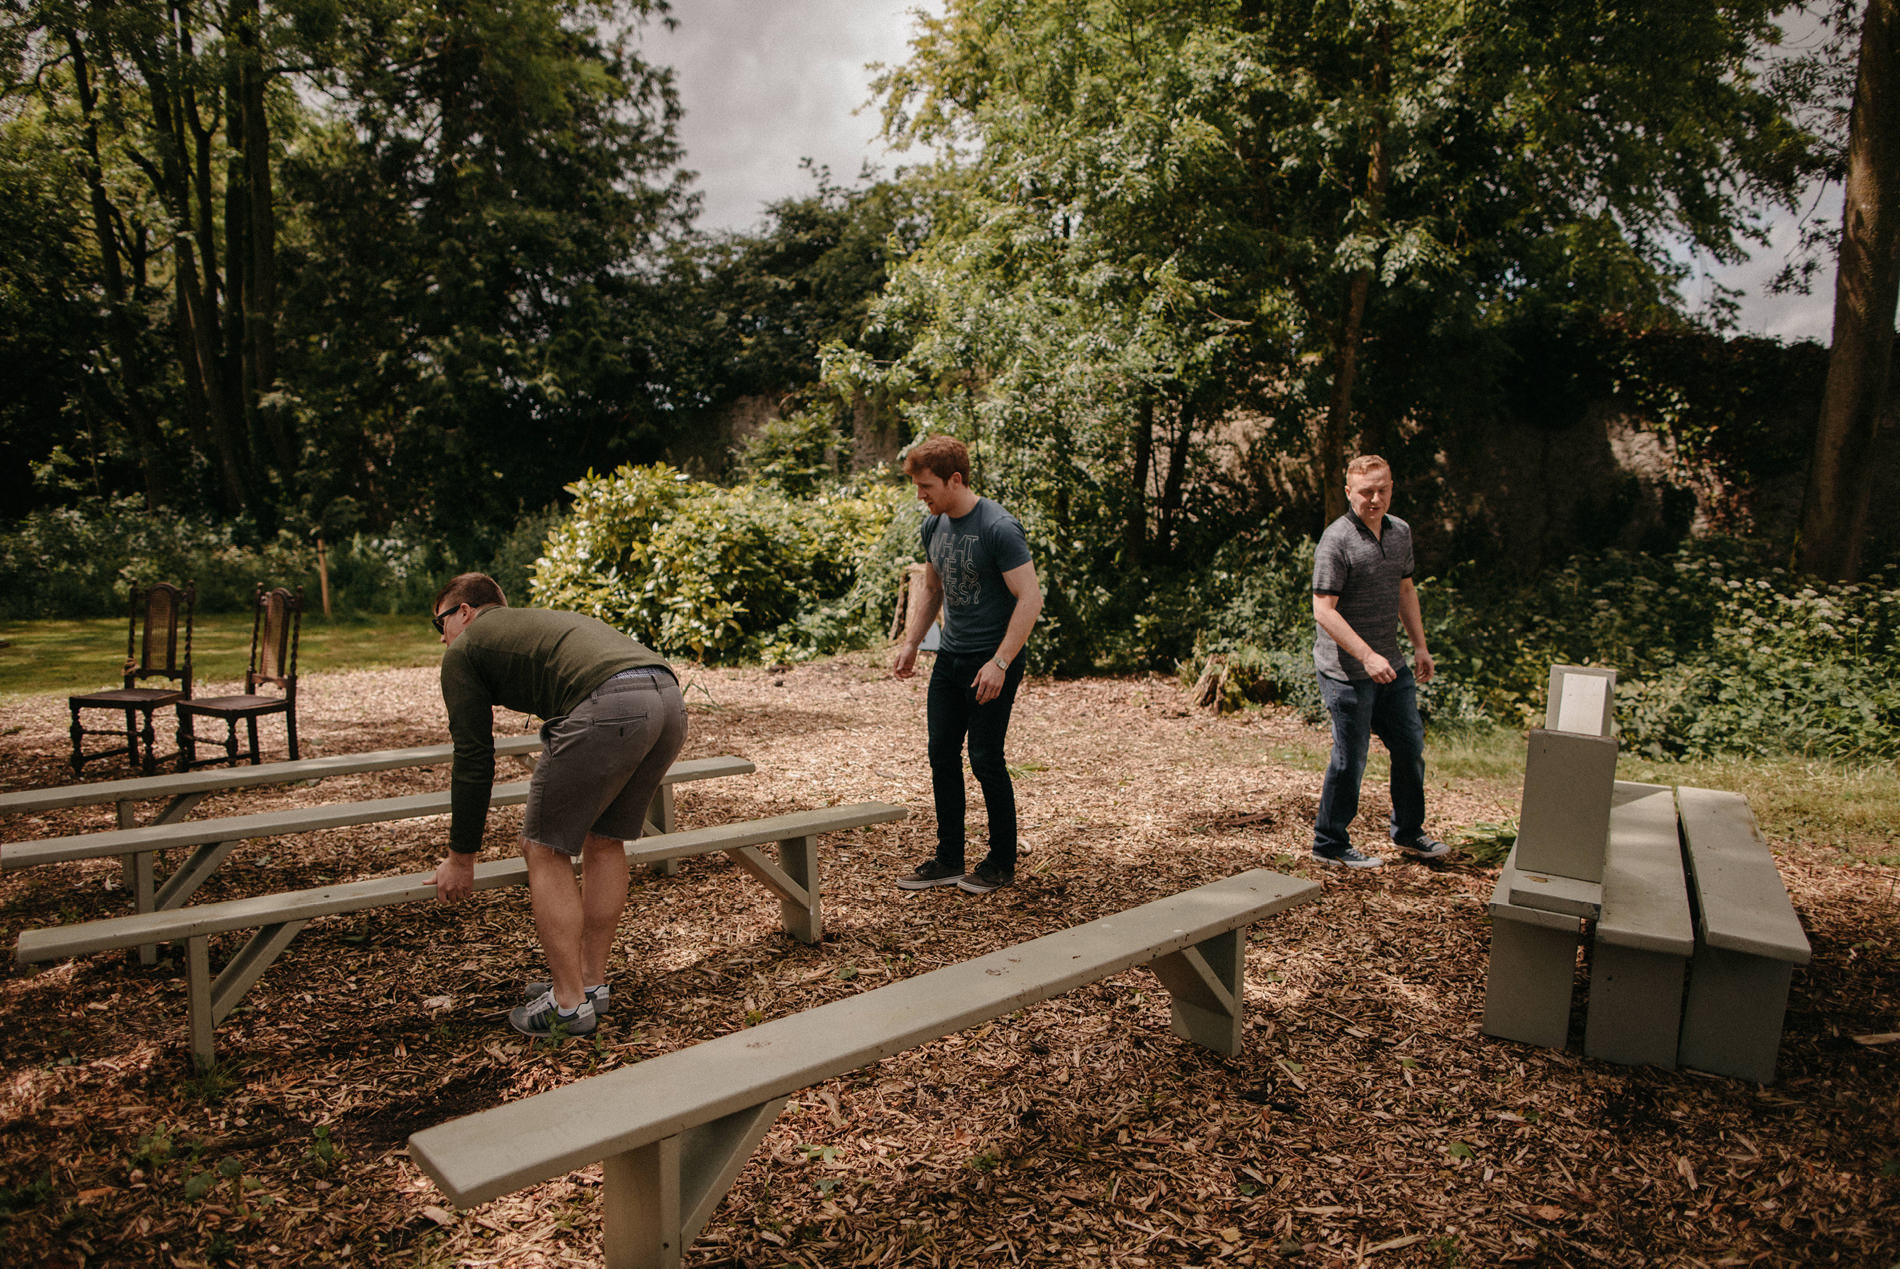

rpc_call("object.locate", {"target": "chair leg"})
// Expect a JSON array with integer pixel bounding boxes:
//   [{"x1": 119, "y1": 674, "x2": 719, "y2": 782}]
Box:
[
  {"x1": 245, "y1": 716, "x2": 261, "y2": 766},
  {"x1": 69, "y1": 702, "x2": 85, "y2": 774},
  {"x1": 286, "y1": 709, "x2": 298, "y2": 761},
  {"x1": 177, "y1": 712, "x2": 196, "y2": 771},
  {"x1": 138, "y1": 706, "x2": 160, "y2": 777},
  {"x1": 124, "y1": 707, "x2": 144, "y2": 774},
  {"x1": 223, "y1": 719, "x2": 239, "y2": 767}
]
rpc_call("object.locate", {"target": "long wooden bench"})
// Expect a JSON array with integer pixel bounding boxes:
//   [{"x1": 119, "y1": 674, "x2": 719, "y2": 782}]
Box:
[
  {"x1": 1, "y1": 756, "x2": 755, "y2": 929},
  {"x1": 407, "y1": 868, "x2": 1319, "y2": 1269},
  {"x1": 1583, "y1": 782, "x2": 1694, "y2": 1068},
  {"x1": 1674, "y1": 785, "x2": 1811, "y2": 1083},
  {"x1": 15, "y1": 801, "x2": 907, "y2": 1068},
  {"x1": 0, "y1": 734, "x2": 546, "y2": 828}
]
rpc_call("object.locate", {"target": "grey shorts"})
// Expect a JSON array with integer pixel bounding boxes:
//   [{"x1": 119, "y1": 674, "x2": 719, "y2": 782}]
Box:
[{"x1": 522, "y1": 667, "x2": 688, "y2": 857}]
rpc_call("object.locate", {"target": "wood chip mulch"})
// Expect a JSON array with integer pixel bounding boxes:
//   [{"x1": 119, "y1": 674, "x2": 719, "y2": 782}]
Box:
[{"x1": 0, "y1": 654, "x2": 1894, "y2": 1268}]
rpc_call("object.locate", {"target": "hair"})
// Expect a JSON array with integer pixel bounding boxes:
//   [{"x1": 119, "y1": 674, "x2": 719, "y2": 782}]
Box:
[
  {"x1": 1345, "y1": 454, "x2": 1391, "y2": 482},
  {"x1": 902, "y1": 435, "x2": 971, "y2": 486},
  {"x1": 433, "y1": 572, "x2": 507, "y2": 614}
]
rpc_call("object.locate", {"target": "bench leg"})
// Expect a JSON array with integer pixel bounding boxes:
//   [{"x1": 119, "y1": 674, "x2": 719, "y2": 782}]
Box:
[
  {"x1": 1482, "y1": 914, "x2": 1579, "y2": 1050},
  {"x1": 153, "y1": 840, "x2": 242, "y2": 911},
  {"x1": 1584, "y1": 941, "x2": 1685, "y2": 1069},
  {"x1": 602, "y1": 1097, "x2": 787, "y2": 1269},
  {"x1": 724, "y1": 837, "x2": 822, "y2": 944},
  {"x1": 1149, "y1": 927, "x2": 1246, "y2": 1054},
  {"x1": 648, "y1": 786, "x2": 679, "y2": 878},
  {"x1": 183, "y1": 921, "x2": 309, "y2": 1071},
  {"x1": 1678, "y1": 946, "x2": 1793, "y2": 1084}
]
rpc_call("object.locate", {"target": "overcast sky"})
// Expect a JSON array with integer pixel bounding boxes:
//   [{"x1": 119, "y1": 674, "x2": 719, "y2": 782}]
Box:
[{"x1": 654, "y1": 0, "x2": 1835, "y2": 344}]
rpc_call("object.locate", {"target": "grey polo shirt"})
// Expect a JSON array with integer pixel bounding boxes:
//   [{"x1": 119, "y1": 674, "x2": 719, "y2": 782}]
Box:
[{"x1": 1312, "y1": 511, "x2": 1414, "y2": 682}]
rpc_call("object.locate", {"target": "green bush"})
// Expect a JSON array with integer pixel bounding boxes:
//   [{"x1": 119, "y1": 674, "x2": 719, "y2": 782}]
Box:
[
  {"x1": 0, "y1": 497, "x2": 308, "y2": 618},
  {"x1": 531, "y1": 463, "x2": 910, "y2": 663}
]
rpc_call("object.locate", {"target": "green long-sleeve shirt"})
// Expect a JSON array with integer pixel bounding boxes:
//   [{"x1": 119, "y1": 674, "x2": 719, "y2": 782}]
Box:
[{"x1": 440, "y1": 607, "x2": 669, "y2": 851}]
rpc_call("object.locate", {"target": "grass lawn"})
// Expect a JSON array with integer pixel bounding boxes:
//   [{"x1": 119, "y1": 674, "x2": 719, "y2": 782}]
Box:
[{"x1": 0, "y1": 612, "x2": 442, "y2": 700}]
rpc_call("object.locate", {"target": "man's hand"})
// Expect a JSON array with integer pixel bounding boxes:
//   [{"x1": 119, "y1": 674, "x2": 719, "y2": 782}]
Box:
[
  {"x1": 1360, "y1": 651, "x2": 1397, "y2": 684},
  {"x1": 431, "y1": 851, "x2": 476, "y2": 904},
  {"x1": 1414, "y1": 648, "x2": 1435, "y2": 685},
  {"x1": 972, "y1": 659, "x2": 1007, "y2": 704},
  {"x1": 892, "y1": 643, "x2": 920, "y2": 679}
]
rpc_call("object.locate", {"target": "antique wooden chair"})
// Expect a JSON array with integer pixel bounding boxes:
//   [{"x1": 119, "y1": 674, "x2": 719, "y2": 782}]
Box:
[
  {"x1": 69, "y1": 581, "x2": 195, "y2": 776},
  {"x1": 177, "y1": 585, "x2": 302, "y2": 769}
]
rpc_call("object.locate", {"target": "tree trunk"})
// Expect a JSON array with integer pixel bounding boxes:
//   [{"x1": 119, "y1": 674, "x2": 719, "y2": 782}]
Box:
[
  {"x1": 1797, "y1": 0, "x2": 1898, "y2": 581},
  {"x1": 1157, "y1": 396, "x2": 1195, "y2": 557},
  {"x1": 1128, "y1": 395, "x2": 1154, "y2": 562},
  {"x1": 66, "y1": 31, "x2": 167, "y2": 509},
  {"x1": 1319, "y1": 20, "x2": 1392, "y2": 526}
]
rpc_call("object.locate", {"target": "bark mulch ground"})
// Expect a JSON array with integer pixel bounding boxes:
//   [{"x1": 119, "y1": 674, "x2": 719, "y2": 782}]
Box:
[{"x1": 0, "y1": 654, "x2": 1894, "y2": 1268}]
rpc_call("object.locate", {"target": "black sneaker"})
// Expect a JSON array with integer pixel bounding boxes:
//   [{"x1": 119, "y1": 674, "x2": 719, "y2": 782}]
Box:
[
  {"x1": 508, "y1": 989, "x2": 597, "y2": 1038},
  {"x1": 956, "y1": 859, "x2": 1014, "y2": 894},
  {"x1": 896, "y1": 858, "x2": 966, "y2": 890},
  {"x1": 1393, "y1": 835, "x2": 1450, "y2": 861},
  {"x1": 524, "y1": 981, "x2": 611, "y2": 1015},
  {"x1": 1309, "y1": 846, "x2": 1384, "y2": 869}
]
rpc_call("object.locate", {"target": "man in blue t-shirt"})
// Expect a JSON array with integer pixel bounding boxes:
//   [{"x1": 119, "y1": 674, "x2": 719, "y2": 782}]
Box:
[
  {"x1": 892, "y1": 436, "x2": 1043, "y2": 894},
  {"x1": 1310, "y1": 455, "x2": 1449, "y2": 868}
]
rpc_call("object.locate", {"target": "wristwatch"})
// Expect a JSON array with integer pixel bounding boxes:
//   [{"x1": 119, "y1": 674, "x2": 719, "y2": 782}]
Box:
[{"x1": 993, "y1": 656, "x2": 1009, "y2": 672}]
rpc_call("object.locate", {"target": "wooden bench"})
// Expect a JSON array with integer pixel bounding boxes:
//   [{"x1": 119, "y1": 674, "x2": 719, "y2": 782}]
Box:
[
  {"x1": 15, "y1": 801, "x2": 907, "y2": 1069},
  {"x1": 407, "y1": 868, "x2": 1318, "y2": 1269},
  {"x1": 1, "y1": 756, "x2": 755, "y2": 964},
  {"x1": 1584, "y1": 782, "x2": 1694, "y2": 1068},
  {"x1": 0, "y1": 734, "x2": 547, "y2": 829},
  {"x1": 1674, "y1": 785, "x2": 1811, "y2": 1083}
]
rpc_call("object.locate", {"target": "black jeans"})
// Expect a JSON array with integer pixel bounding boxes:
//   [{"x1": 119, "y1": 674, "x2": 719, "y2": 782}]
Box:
[{"x1": 926, "y1": 649, "x2": 1026, "y2": 870}]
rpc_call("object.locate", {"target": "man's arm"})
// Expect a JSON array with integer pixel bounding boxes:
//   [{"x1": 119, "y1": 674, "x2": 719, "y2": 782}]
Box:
[
  {"x1": 971, "y1": 561, "x2": 1043, "y2": 704},
  {"x1": 892, "y1": 563, "x2": 945, "y2": 679},
  {"x1": 1397, "y1": 577, "x2": 1434, "y2": 684},
  {"x1": 1313, "y1": 593, "x2": 1397, "y2": 684},
  {"x1": 431, "y1": 653, "x2": 492, "y2": 904}
]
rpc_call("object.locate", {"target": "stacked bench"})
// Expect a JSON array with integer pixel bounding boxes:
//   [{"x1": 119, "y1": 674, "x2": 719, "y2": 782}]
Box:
[
  {"x1": 15, "y1": 801, "x2": 907, "y2": 1068},
  {"x1": 1482, "y1": 666, "x2": 1811, "y2": 1083},
  {"x1": 408, "y1": 868, "x2": 1321, "y2": 1269}
]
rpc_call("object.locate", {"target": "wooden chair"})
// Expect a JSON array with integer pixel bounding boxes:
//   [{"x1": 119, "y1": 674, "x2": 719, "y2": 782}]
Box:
[
  {"x1": 69, "y1": 581, "x2": 195, "y2": 777},
  {"x1": 177, "y1": 585, "x2": 302, "y2": 769}
]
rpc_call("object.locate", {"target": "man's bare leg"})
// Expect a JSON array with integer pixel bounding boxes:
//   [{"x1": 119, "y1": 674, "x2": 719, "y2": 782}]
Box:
[
  {"x1": 578, "y1": 830, "x2": 631, "y2": 987},
  {"x1": 522, "y1": 837, "x2": 585, "y2": 1011}
]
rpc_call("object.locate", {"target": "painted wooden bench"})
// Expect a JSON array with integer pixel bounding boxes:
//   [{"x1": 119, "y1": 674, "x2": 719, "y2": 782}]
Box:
[
  {"x1": 1583, "y1": 781, "x2": 1694, "y2": 1068},
  {"x1": 14, "y1": 801, "x2": 907, "y2": 1068},
  {"x1": 1674, "y1": 785, "x2": 1811, "y2": 1083},
  {"x1": 407, "y1": 868, "x2": 1320, "y2": 1269},
  {"x1": 1, "y1": 755, "x2": 755, "y2": 967},
  {"x1": 0, "y1": 734, "x2": 547, "y2": 828}
]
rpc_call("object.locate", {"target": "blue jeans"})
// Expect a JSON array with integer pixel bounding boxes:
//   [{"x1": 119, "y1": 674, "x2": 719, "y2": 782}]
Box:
[
  {"x1": 927, "y1": 650, "x2": 1026, "y2": 870},
  {"x1": 1313, "y1": 668, "x2": 1427, "y2": 855}
]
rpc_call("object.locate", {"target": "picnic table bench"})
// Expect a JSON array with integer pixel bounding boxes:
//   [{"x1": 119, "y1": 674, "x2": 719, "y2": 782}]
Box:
[
  {"x1": 407, "y1": 868, "x2": 1320, "y2": 1269},
  {"x1": 1, "y1": 756, "x2": 756, "y2": 962},
  {"x1": 15, "y1": 801, "x2": 908, "y2": 1068}
]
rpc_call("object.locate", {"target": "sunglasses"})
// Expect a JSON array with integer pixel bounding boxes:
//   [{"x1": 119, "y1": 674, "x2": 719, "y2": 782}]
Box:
[{"x1": 431, "y1": 604, "x2": 460, "y2": 634}]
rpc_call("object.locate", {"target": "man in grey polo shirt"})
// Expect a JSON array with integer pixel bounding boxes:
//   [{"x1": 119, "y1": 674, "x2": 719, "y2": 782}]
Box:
[
  {"x1": 428, "y1": 572, "x2": 687, "y2": 1037},
  {"x1": 1310, "y1": 455, "x2": 1448, "y2": 868}
]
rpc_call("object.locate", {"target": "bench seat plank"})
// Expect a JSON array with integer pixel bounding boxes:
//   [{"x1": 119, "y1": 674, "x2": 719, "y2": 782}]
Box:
[
  {"x1": 1, "y1": 755, "x2": 755, "y2": 872},
  {"x1": 0, "y1": 735, "x2": 544, "y2": 818},
  {"x1": 1583, "y1": 782, "x2": 1693, "y2": 1068},
  {"x1": 410, "y1": 869, "x2": 1320, "y2": 1214},
  {"x1": 15, "y1": 801, "x2": 901, "y2": 963},
  {"x1": 1675, "y1": 784, "x2": 1809, "y2": 1084},
  {"x1": 1675, "y1": 786, "x2": 1810, "y2": 964}
]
